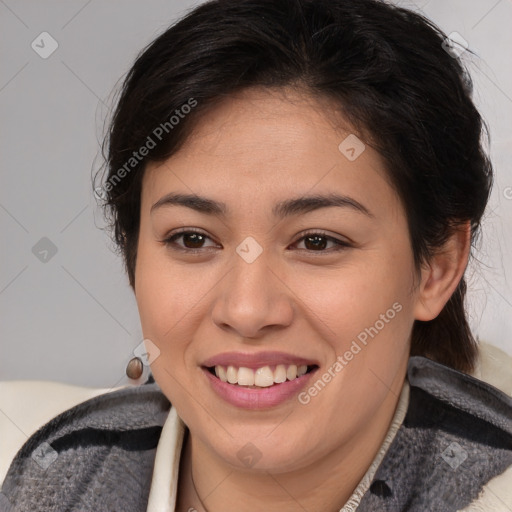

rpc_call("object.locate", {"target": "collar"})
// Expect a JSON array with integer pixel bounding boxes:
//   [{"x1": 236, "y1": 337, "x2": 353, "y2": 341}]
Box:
[{"x1": 146, "y1": 406, "x2": 186, "y2": 511}]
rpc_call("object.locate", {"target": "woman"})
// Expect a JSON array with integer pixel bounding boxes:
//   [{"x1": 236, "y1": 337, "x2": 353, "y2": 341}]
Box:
[{"x1": 1, "y1": 0, "x2": 511, "y2": 510}]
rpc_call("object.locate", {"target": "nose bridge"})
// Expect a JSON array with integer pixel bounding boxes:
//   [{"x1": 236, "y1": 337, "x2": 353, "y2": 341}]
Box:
[
  {"x1": 211, "y1": 239, "x2": 293, "y2": 337},
  {"x1": 231, "y1": 242, "x2": 273, "y2": 299}
]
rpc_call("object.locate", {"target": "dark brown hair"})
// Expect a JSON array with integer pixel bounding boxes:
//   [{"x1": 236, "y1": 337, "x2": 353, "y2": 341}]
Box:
[{"x1": 96, "y1": 0, "x2": 493, "y2": 373}]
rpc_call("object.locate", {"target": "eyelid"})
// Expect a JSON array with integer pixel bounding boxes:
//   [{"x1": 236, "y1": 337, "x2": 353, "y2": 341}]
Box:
[
  {"x1": 161, "y1": 228, "x2": 352, "y2": 252},
  {"x1": 295, "y1": 228, "x2": 353, "y2": 246},
  {"x1": 161, "y1": 228, "x2": 219, "y2": 251}
]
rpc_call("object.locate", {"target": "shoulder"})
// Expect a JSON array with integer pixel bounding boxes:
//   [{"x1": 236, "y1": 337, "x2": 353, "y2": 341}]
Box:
[
  {"x1": 462, "y1": 342, "x2": 512, "y2": 512},
  {"x1": 358, "y1": 342, "x2": 512, "y2": 511},
  {"x1": 0, "y1": 380, "x2": 170, "y2": 511},
  {"x1": 419, "y1": 341, "x2": 512, "y2": 512},
  {"x1": 404, "y1": 343, "x2": 512, "y2": 511},
  {"x1": 0, "y1": 380, "x2": 123, "y2": 485},
  {"x1": 0, "y1": 379, "x2": 170, "y2": 488},
  {"x1": 408, "y1": 342, "x2": 512, "y2": 427}
]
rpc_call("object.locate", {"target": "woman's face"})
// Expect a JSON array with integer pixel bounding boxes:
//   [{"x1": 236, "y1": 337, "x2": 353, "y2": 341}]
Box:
[{"x1": 135, "y1": 87, "x2": 421, "y2": 472}]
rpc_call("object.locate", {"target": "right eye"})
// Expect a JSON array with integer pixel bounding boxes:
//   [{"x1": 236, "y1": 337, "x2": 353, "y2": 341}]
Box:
[{"x1": 161, "y1": 229, "x2": 220, "y2": 252}]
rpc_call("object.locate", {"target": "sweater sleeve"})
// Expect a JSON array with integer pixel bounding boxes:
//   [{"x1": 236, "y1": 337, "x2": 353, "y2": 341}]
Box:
[{"x1": 0, "y1": 380, "x2": 126, "y2": 486}]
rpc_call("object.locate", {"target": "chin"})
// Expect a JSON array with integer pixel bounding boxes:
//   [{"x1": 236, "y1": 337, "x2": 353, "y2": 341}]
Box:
[{"x1": 203, "y1": 427, "x2": 319, "y2": 473}]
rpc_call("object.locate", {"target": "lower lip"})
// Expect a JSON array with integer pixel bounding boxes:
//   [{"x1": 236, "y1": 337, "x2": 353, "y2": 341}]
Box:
[{"x1": 202, "y1": 367, "x2": 317, "y2": 409}]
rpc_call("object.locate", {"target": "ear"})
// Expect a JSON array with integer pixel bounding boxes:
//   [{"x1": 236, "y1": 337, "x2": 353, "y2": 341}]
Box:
[{"x1": 414, "y1": 222, "x2": 471, "y2": 321}]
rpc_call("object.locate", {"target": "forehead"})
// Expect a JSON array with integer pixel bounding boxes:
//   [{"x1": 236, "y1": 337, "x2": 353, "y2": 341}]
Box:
[
  {"x1": 141, "y1": 87, "x2": 402, "y2": 222},
  {"x1": 177, "y1": 87, "x2": 359, "y2": 157}
]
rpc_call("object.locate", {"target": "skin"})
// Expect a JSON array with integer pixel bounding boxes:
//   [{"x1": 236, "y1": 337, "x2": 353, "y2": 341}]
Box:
[{"x1": 134, "y1": 86, "x2": 470, "y2": 512}]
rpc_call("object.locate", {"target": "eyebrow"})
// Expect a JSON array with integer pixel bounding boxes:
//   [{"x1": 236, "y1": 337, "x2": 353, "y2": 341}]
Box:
[{"x1": 150, "y1": 192, "x2": 374, "y2": 219}]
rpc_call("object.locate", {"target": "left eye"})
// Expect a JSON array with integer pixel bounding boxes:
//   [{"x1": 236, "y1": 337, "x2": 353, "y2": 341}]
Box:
[
  {"x1": 162, "y1": 230, "x2": 350, "y2": 252},
  {"x1": 294, "y1": 233, "x2": 350, "y2": 252}
]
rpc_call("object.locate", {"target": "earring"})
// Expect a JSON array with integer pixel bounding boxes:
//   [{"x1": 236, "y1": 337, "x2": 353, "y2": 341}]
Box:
[{"x1": 126, "y1": 357, "x2": 144, "y2": 380}]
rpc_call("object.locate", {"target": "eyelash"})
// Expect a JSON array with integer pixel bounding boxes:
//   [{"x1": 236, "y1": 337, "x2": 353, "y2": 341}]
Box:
[{"x1": 161, "y1": 228, "x2": 352, "y2": 254}]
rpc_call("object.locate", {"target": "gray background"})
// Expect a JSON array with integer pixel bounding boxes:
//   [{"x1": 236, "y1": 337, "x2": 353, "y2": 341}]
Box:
[{"x1": 1, "y1": 0, "x2": 511, "y2": 389}]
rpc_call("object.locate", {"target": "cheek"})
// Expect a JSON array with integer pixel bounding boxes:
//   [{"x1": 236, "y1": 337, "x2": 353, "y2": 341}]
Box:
[
  {"x1": 297, "y1": 269, "x2": 413, "y2": 435},
  {"x1": 296, "y1": 248, "x2": 415, "y2": 397},
  {"x1": 134, "y1": 240, "x2": 199, "y2": 363},
  {"x1": 297, "y1": 251, "x2": 414, "y2": 337},
  {"x1": 135, "y1": 227, "x2": 204, "y2": 329},
  {"x1": 134, "y1": 248, "x2": 203, "y2": 407}
]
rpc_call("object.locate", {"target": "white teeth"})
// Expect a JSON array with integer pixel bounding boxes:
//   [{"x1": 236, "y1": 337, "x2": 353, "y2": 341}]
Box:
[
  {"x1": 238, "y1": 367, "x2": 255, "y2": 386},
  {"x1": 255, "y1": 366, "x2": 274, "y2": 387},
  {"x1": 286, "y1": 364, "x2": 297, "y2": 380},
  {"x1": 227, "y1": 365, "x2": 238, "y2": 384},
  {"x1": 217, "y1": 366, "x2": 228, "y2": 383},
  {"x1": 274, "y1": 364, "x2": 287, "y2": 383},
  {"x1": 212, "y1": 363, "x2": 310, "y2": 387}
]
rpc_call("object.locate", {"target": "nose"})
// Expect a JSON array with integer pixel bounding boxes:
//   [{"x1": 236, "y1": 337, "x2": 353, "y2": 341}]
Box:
[{"x1": 211, "y1": 248, "x2": 294, "y2": 340}]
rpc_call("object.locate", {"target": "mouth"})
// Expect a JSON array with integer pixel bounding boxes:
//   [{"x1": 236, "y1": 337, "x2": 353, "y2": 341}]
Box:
[
  {"x1": 201, "y1": 351, "x2": 320, "y2": 408},
  {"x1": 204, "y1": 364, "x2": 319, "y2": 388},
  {"x1": 201, "y1": 354, "x2": 320, "y2": 409}
]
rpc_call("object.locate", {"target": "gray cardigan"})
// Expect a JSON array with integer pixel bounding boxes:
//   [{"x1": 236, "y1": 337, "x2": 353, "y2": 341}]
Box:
[{"x1": 1, "y1": 356, "x2": 511, "y2": 512}]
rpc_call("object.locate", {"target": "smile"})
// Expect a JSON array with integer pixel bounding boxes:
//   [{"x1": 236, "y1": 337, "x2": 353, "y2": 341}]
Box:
[
  {"x1": 201, "y1": 352, "x2": 319, "y2": 409},
  {"x1": 207, "y1": 364, "x2": 314, "y2": 388}
]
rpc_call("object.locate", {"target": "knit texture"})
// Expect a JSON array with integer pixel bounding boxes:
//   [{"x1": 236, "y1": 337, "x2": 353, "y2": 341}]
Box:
[
  {"x1": 1, "y1": 383, "x2": 170, "y2": 511},
  {"x1": 357, "y1": 357, "x2": 512, "y2": 511}
]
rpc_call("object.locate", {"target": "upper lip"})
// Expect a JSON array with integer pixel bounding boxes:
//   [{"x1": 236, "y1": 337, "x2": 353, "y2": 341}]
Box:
[{"x1": 202, "y1": 351, "x2": 319, "y2": 369}]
